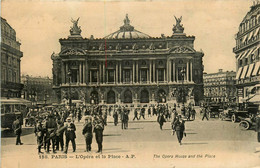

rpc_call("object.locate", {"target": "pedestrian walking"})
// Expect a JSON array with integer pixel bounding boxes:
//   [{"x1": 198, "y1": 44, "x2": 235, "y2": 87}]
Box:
[
  {"x1": 172, "y1": 115, "x2": 186, "y2": 145},
  {"x1": 148, "y1": 107, "x2": 151, "y2": 117},
  {"x1": 157, "y1": 113, "x2": 166, "y2": 130},
  {"x1": 201, "y1": 106, "x2": 209, "y2": 121},
  {"x1": 93, "y1": 116, "x2": 104, "y2": 153},
  {"x1": 12, "y1": 116, "x2": 23, "y2": 145},
  {"x1": 56, "y1": 118, "x2": 64, "y2": 151},
  {"x1": 133, "y1": 109, "x2": 139, "y2": 121},
  {"x1": 139, "y1": 107, "x2": 145, "y2": 120},
  {"x1": 256, "y1": 113, "x2": 260, "y2": 143},
  {"x1": 64, "y1": 117, "x2": 76, "y2": 154},
  {"x1": 44, "y1": 114, "x2": 57, "y2": 153},
  {"x1": 82, "y1": 116, "x2": 93, "y2": 152},
  {"x1": 191, "y1": 107, "x2": 196, "y2": 120},
  {"x1": 34, "y1": 118, "x2": 44, "y2": 154},
  {"x1": 113, "y1": 111, "x2": 118, "y2": 126}
]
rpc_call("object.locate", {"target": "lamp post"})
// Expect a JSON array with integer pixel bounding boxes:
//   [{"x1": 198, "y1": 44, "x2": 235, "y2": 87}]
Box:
[
  {"x1": 67, "y1": 69, "x2": 72, "y2": 111},
  {"x1": 180, "y1": 68, "x2": 186, "y2": 106}
]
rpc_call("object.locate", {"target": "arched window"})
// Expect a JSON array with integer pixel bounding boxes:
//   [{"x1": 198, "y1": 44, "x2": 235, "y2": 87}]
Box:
[
  {"x1": 107, "y1": 90, "x2": 116, "y2": 104},
  {"x1": 124, "y1": 90, "x2": 132, "y2": 103},
  {"x1": 140, "y1": 90, "x2": 149, "y2": 103}
]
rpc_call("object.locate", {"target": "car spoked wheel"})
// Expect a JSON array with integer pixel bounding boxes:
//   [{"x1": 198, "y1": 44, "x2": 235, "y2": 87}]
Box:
[{"x1": 239, "y1": 121, "x2": 250, "y2": 130}]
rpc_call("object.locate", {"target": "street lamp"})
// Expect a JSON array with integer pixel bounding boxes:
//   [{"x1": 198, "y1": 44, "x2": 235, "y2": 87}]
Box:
[
  {"x1": 180, "y1": 68, "x2": 186, "y2": 106},
  {"x1": 67, "y1": 69, "x2": 72, "y2": 111}
]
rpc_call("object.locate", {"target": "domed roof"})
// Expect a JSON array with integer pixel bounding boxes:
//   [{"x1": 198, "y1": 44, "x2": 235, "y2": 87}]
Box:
[{"x1": 104, "y1": 14, "x2": 151, "y2": 39}]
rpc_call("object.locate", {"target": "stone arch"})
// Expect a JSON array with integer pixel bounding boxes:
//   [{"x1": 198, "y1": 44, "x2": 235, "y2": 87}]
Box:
[
  {"x1": 107, "y1": 90, "x2": 116, "y2": 104},
  {"x1": 123, "y1": 89, "x2": 132, "y2": 103},
  {"x1": 90, "y1": 91, "x2": 99, "y2": 104},
  {"x1": 140, "y1": 89, "x2": 149, "y2": 103},
  {"x1": 158, "y1": 89, "x2": 166, "y2": 103}
]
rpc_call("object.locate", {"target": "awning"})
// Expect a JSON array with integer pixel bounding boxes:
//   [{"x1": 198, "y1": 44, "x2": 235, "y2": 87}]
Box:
[
  {"x1": 235, "y1": 67, "x2": 243, "y2": 79},
  {"x1": 240, "y1": 65, "x2": 249, "y2": 79},
  {"x1": 242, "y1": 34, "x2": 248, "y2": 43},
  {"x1": 245, "y1": 47, "x2": 257, "y2": 58},
  {"x1": 252, "y1": 61, "x2": 260, "y2": 76},
  {"x1": 237, "y1": 52, "x2": 244, "y2": 60},
  {"x1": 241, "y1": 49, "x2": 251, "y2": 59},
  {"x1": 248, "y1": 31, "x2": 254, "y2": 41},
  {"x1": 253, "y1": 27, "x2": 260, "y2": 37},
  {"x1": 246, "y1": 63, "x2": 255, "y2": 78},
  {"x1": 238, "y1": 51, "x2": 246, "y2": 60},
  {"x1": 1, "y1": 98, "x2": 31, "y2": 105}
]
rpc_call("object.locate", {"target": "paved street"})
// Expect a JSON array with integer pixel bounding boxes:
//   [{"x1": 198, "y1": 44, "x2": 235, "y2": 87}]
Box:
[{"x1": 1, "y1": 111, "x2": 260, "y2": 168}]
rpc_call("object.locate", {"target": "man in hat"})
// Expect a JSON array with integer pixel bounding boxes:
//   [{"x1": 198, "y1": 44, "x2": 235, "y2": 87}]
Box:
[
  {"x1": 56, "y1": 118, "x2": 64, "y2": 151},
  {"x1": 34, "y1": 118, "x2": 44, "y2": 154},
  {"x1": 172, "y1": 115, "x2": 186, "y2": 145},
  {"x1": 44, "y1": 114, "x2": 57, "y2": 153},
  {"x1": 82, "y1": 116, "x2": 93, "y2": 152},
  {"x1": 64, "y1": 117, "x2": 76, "y2": 154},
  {"x1": 12, "y1": 116, "x2": 23, "y2": 145},
  {"x1": 93, "y1": 115, "x2": 104, "y2": 153}
]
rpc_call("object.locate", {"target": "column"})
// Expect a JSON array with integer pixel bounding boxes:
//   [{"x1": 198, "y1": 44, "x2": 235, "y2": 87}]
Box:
[
  {"x1": 114, "y1": 69, "x2": 116, "y2": 84},
  {"x1": 130, "y1": 70, "x2": 132, "y2": 83},
  {"x1": 169, "y1": 60, "x2": 172, "y2": 82},
  {"x1": 116, "y1": 62, "x2": 118, "y2": 84},
  {"x1": 156, "y1": 69, "x2": 158, "y2": 83},
  {"x1": 99, "y1": 62, "x2": 102, "y2": 84},
  {"x1": 79, "y1": 62, "x2": 82, "y2": 83},
  {"x1": 164, "y1": 69, "x2": 166, "y2": 83},
  {"x1": 106, "y1": 71, "x2": 108, "y2": 83},
  {"x1": 147, "y1": 69, "x2": 149, "y2": 83},
  {"x1": 119, "y1": 62, "x2": 122, "y2": 83},
  {"x1": 176, "y1": 68, "x2": 179, "y2": 83},
  {"x1": 167, "y1": 60, "x2": 169, "y2": 82},
  {"x1": 190, "y1": 61, "x2": 193, "y2": 82},
  {"x1": 61, "y1": 61, "x2": 65, "y2": 84},
  {"x1": 103, "y1": 62, "x2": 105, "y2": 83},
  {"x1": 86, "y1": 61, "x2": 89, "y2": 84},
  {"x1": 65, "y1": 62, "x2": 68, "y2": 84},
  {"x1": 133, "y1": 61, "x2": 135, "y2": 83},
  {"x1": 83, "y1": 62, "x2": 85, "y2": 83},
  {"x1": 153, "y1": 61, "x2": 155, "y2": 83},
  {"x1": 136, "y1": 61, "x2": 139, "y2": 83},
  {"x1": 90, "y1": 70, "x2": 92, "y2": 83},
  {"x1": 173, "y1": 61, "x2": 175, "y2": 82},
  {"x1": 187, "y1": 61, "x2": 189, "y2": 82},
  {"x1": 149, "y1": 60, "x2": 152, "y2": 83}
]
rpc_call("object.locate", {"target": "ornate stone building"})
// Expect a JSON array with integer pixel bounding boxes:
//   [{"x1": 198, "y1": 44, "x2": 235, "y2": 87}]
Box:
[
  {"x1": 52, "y1": 15, "x2": 204, "y2": 105},
  {"x1": 21, "y1": 75, "x2": 55, "y2": 105},
  {"x1": 233, "y1": 3, "x2": 260, "y2": 103},
  {"x1": 1, "y1": 17, "x2": 23, "y2": 98},
  {"x1": 203, "y1": 69, "x2": 236, "y2": 103}
]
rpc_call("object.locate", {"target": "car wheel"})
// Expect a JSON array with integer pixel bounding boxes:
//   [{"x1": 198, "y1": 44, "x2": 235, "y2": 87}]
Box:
[
  {"x1": 231, "y1": 114, "x2": 237, "y2": 123},
  {"x1": 239, "y1": 121, "x2": 250, "y2": 130}
]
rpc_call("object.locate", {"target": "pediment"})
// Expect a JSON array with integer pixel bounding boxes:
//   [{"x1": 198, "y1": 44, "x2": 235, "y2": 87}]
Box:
[
  {"x1": 170, "y1": 46, "x2": 195, "y2": 53},
  {"x1": 60, "y1": 48, "x2": 86, "y2": 55}
]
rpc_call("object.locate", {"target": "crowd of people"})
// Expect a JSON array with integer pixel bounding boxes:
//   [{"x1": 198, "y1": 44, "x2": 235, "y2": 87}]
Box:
[{"x1": 12, "y1": 103, "x2": 199, "y2": 154}]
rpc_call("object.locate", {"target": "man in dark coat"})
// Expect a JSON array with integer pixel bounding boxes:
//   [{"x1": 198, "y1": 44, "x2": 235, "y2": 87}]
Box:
[
  {"x1": 133, "y1": 109, "x2": 139, "y2": 121},
  {"x1": 201, "y1": 106, "x2": 209, "y2": 121},
  {"x1": 12, "y1": 116, "x2": 23, "y2": 145},
  {"x1": 256, "y1": 113, "x2": 260, "y2": 143},
  {"x1": 157, "y1": 113, "x2": 166, "y2": 130},
  {"x1": 34, "y1": 118, "x2": 44, "y2": 154},
  {"x1": 93, "y1": 116, "x2": 104, "y2": 153},
  {"x1": 44, "y1": 114, "x2": 57, "y2": 153},
  {"x1": 56, "y1": 118, "x2": 64, "y2": 151},
  {"x1": 113, "y1": 111, "x2": 118, "y2": 126},
  {"x1": 139, "y1": 107, "x2": 145, "y2": 120},
  {"x1": 64, "y1": 117, "x2": 76, "y2": 154},
  {"x1": 173, "y1": 115, "x2": 186, "y2": 145},
  {"x1": 82, "y1": 116, "x2": 93, "y2": 152}
]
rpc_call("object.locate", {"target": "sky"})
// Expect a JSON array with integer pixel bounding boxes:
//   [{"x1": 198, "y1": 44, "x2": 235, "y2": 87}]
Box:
[{"x1": 1, "y1": 0, "x2": 253, "y2": 77}]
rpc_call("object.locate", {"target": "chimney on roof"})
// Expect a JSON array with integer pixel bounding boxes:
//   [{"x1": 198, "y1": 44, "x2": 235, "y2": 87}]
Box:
[{"x1": 218, "y1": 69, "x2": 223, "y2": 73}]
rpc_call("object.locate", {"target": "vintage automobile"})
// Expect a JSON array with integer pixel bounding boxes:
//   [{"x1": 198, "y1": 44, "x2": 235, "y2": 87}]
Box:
[
  {"x1": 219, "y1": 104, "x2": 258, "y2": 123},
  {"x1": 208, "y1": 104, "x2": 223, "y2": 118},
  {"x1": 239, "y1": 114, "x2": 257, "y2": 130}
]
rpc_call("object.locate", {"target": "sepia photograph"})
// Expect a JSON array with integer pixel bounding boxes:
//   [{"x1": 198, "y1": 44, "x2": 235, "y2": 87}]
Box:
[{"x1": 1, "y1": 0, "x2": 260, "y2": 167}]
